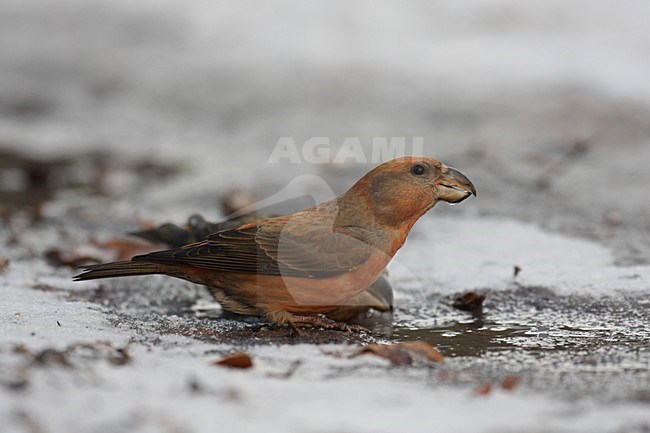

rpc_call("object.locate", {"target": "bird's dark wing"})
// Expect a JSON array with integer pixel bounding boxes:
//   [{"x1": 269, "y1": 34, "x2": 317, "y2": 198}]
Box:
[{"x1": 133, "y1": 223, "x2": 373, "y2": 278}]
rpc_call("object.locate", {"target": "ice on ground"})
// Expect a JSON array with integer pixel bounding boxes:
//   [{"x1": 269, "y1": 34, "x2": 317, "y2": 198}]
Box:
[
  {"x1": 391, "y1": 216, "x2": 650, "y2": 296},
  {"x1": 1, "y1": 216, "x2": 649, "y2": 433},
  {"x1": 1, "y1": 283, "x2": 649, "y2": 433}
]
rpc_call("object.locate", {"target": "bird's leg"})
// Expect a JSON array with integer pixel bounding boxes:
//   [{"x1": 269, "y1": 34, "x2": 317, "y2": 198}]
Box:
[
  {"x1": 287, "y1": 320, "x2": 303, "y2": 337},
  {"x1": 264, "y1": 310, "x2": 304, "y2": 337},
  {"x1": 264, "y1": 310, "x2": 367, "y2": 335},
  {"x1": 291, "y1": 314, "x2": 368, "y2": 333}
]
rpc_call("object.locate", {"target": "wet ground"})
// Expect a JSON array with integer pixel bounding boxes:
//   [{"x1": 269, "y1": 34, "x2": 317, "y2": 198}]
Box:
[
  {"x1": 61, "y1": 276, "x2": 650, "y2": 404},
  {"x1": 2, "y1": 146, "x2": 649, "y2": 432},
  {"x1": 391, "y1": 290, "x2": 650, "y2": 402}
]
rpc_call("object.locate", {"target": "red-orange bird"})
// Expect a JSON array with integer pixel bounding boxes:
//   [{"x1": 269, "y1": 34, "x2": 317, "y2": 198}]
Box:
[{"x1": 75, "y1": 157, "x2": 476, "y2": 332}]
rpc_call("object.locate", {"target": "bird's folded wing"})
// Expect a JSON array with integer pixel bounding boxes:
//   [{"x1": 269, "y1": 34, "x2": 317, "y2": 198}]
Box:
[{"x1": 133, "y1": 224, "x2": 373, "y2": 278}]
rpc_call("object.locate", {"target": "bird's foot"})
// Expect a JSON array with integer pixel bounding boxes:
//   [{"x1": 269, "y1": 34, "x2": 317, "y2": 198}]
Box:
[
  {"x1": 291, "y1": 314, "x2": 368, "y2": 334},
  {"x1": 287, "y1": 320, "x2": 304, "y2": 337}
]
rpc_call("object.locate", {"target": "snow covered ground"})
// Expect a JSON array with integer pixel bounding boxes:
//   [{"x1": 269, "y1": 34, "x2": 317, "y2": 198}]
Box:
[{"x1": 1, "y1": 1, "x2": 649, "y2": 432}]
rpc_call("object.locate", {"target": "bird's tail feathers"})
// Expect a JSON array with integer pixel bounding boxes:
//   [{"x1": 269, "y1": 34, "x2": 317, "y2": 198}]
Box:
[{"x1": 73, "y1": 260, "x2": 162, "y2": 281}]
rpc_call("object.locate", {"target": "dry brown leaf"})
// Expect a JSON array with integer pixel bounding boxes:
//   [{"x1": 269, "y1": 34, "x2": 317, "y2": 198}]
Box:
[
  {"x1": 220, "y1": 188, "x2": 257, "y2": 215},
  {"x1": 31, "y1": 348, "x2": 73, "y2": 368},
  {"x1": 501, "y1": 375, "x2": 521, "y2": 391},
  {"x1": 136, "y1": 218, "x2": 158, "y2": 230},
  {"x1": 474, "y1": 383, "x2": 493, "y2": 396},
  {"x1": 16, "y1": 342, "x2": 131, "y2": 368},
  {"x1": 267, "y1": 360, "x2": 301, "y2": 379},
  {"x1": 357, "y1": 344, "x2": 411, "y2": 366},
  {"x1": 93, "y1": 238, "x2": 159, "y2": 261},
  {"x1": 474, "y1": 376, "x2": 520, "y2": 396},
  {"x1": 397, "y1": 341, "x2": 445, "y2": 363},
  {"x1": 354, "y1": 341, "x2": 444, "y2": 366},
  {"x1": 213, "y1": 352, "x2": 253, "y2": 369},
  {"x1": 44, "y1": 248, "x2": 98, "y2": 268},
  {"x1": 31, "y1": 283, "x2": 62, "y2": 292},
  {"x1": 452, "y1": 291, "x2": 486, "y2": 312},
  {"x1": 0, "y1": 256, "x2": 9, "y2": 274}
]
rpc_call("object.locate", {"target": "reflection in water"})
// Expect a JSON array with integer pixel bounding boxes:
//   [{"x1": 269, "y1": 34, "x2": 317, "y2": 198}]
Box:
[
  {"x1": 188, "y1": 302, "x2": 537, "y2": 358},
  {"x1": 354, "y1": 305, "x2": 537, "y2": 358},
  {"x1": 186, "y1": 288, "x2": 650, "y2": 366},
  {"x1": 385, "y1": 318, "x2": 534, "y2": 358}
]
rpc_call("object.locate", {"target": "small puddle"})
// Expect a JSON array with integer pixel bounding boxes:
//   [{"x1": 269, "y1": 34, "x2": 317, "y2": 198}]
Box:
[
  {"x1": 387, "y1": 319, "x2": 534, "y2": 357},
  {"x1": 353, "y1": 288, "x2": 650, "y2": 363}
]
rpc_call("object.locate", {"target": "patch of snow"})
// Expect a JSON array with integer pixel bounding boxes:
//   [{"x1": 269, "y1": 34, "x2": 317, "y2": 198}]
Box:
[{"x1": 391, "y1": 216, "x2": 650, "y2": 295}]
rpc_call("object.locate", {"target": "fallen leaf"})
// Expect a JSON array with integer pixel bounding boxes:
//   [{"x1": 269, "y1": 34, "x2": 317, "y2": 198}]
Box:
[
  {"x1": 474, "y1": 376, "x2": 520, "y2": 396},
  {"x1": 136, "y1": 218, "x2": 158, "y2": 230},
  {"x1": 213, "y1": 352, "x2": 253, "y2": 369},
  {"x1": 44, "y1": 248, "x2": 98, "y2": 268},
  {"x1": 501, "y1": 375, "x2": 520, "y2": 391},
  {"x1": 0, "y1": 256, "x2": 9, "y2": 274},
  {"x1": 474, "y1": 383, "x2": 493, "y2": 396},
  {"x1": 354, "y1": 341, "x2": 444, "y2": 366},
  {"x1": 72, "y1": 343, "x2": 132, "y2": 366},
  {"x1": 13, "y1": 344, "x2": 30, "y2": 355},
  {"x1": 452, "y1": 292, "x2": 486, "y2": 312},
  {"x1": 321, "y1": 349, "x2": 344, "y2": 358},
  {"x1": 92, "y1": 238, "x2": 159, "y2": 261},
  {"x1": 267, "y1": 360, "x2": 301, "y2": 379},
  {"x1": 355, "y1": 344, "x2": 410, "y2": 365},
  {"x1": 31, "y1": 283, "x2": 62, "y2": 292},
  {"x1": 18, "y1": 342, "x2": 132, "y2": 368},
  {"x1": 397, "y1": 341, "x2": 445, "y2": 364},
  {"x1": 31, "y1": 348, "x2": 73, "y2": 368},
  {"x1": 221, "y1": 188, "x2": 257, "y2": 215}
]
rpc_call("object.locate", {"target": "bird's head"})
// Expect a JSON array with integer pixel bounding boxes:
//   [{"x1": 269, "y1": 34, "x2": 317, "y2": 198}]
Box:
[{"x1": 344, "y1": 156, "x2": 476, "y2": 228}]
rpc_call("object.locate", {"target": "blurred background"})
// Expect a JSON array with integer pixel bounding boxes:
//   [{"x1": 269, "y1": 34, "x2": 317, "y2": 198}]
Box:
[{"x1": 2, "y1": 0, "x2": 650, "y2": 265}]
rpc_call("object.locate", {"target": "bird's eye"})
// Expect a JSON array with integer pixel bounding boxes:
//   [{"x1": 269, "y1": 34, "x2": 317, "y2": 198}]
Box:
[{"x1": 411, "y1": 164, "x2": 426, "y2": 176}]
